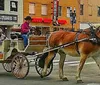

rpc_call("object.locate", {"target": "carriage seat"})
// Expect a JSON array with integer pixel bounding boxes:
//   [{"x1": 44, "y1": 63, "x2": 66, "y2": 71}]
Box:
[
  {"x1": 10, "y1": 33, "x2": 23, "y2": 40},
  {"x1": 11, "y1": 28, "x2": 23, "y2": 40}
]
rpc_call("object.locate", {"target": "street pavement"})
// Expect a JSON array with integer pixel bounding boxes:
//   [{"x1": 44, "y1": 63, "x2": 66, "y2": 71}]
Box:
[{"x1": 0, "y1": 55, "x2": 100, "y2": 85}]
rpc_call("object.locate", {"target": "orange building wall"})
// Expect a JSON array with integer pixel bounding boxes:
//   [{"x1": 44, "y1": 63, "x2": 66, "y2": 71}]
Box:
[
  {"x1": 23, "y1": 0, "x2": 80, "y2": 30},
  {"x1": 80, "y1": 0, "x2": 100, "y2": 23}
]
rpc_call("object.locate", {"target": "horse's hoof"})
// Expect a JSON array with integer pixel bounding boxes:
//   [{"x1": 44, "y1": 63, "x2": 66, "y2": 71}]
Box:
[
  {"x1": 77, "y1": 80, "x2": 83, "y2": 83},
  {"x1": 62, "y1": 77, "x2": 69, "y2": 81}
]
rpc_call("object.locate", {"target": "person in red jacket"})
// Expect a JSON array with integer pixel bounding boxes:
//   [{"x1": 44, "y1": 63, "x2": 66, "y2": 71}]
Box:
[{"x1": 21, "y1": 16, "x2": 32, "y2": 47}]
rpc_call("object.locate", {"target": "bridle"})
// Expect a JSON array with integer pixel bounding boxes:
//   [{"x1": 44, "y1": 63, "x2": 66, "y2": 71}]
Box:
[{"x1": 74, "y1": 26, "x2": 100, "y2": 55}]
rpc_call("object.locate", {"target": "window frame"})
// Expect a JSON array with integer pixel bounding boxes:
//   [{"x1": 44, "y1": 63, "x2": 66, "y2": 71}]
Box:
[
  {"x1": 66, "y1": 7, "x2": 71, "y2": 17},
  {"x1": 58, "y1": 6, "x2": 62, "y2": 16},
  {"x1": 97, "y1": 6, "x2": 100, "y2": 17},
  {"x1": 29, "y1": 2, "x2": 35, "y2": 15},
  {"x1": 0, "y1": 0, "x2": 4, "y2": 11},
  {"x1": 80, "y1": 4, "x2": 84, "y2": 15},
  {"x1": 41, "y1": 4, "x2": 47, "y2": 15},
  {"x1": 10, "y1": 1, "x2": 18, "y2": 12}
]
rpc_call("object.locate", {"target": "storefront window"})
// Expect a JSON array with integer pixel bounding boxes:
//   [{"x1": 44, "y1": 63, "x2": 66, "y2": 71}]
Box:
[
  {"x1": 32, "y1": 27, "x2": 50, "y2": 36},
  {"x1": 33, "y1": 27, "x2": 41, "y2": 36},
  {"x1": 10, "y1": 1, "x2": 18, "y2": 12},
  {"x1": 42, "y1": 27, "x2": 49, "y2": 35},
  {"x1": 53, "y1": 27, "x2": 59, "y2": 31},
  {"x1": 0, "y1": 0, "x2": 4, "y2": 10}
]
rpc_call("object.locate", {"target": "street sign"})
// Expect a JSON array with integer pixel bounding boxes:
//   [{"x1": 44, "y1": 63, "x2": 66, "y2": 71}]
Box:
[
  {"x1": 0, "y1": 14, "x2": 17, "y2": 22},
  {"x1": 52, "y1": 0, "x2": 59, "y2": 22}
]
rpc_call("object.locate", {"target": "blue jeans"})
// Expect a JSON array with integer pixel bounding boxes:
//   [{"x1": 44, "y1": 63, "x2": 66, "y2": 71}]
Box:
[{"x1": 21, "y1": 34, "x2": 28, "y2": 47}]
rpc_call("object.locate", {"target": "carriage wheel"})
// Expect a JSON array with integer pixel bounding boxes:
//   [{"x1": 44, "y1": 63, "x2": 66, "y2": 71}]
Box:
[
  {"x1": 2, "y1": 62, "x2": 11, "y2": 72},
  {"x1": 35, "y1": 56, "x2": 53, "y2": 77},
  {"x1": 11, "y1": 53, "x2": 29, "y2": 79}
]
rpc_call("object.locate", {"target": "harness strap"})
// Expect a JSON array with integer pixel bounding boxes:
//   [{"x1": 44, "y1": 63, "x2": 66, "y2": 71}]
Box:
[
  {"x1": 75, "y1": 32, "x2": 80, "y2": 55},
  {"x1": 89, "y1": 26, "x2": 98, "y2": 44}
]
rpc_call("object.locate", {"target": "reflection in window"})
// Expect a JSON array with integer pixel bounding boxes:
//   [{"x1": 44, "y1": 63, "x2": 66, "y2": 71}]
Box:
[
  {"x1": 10, "y1": 1, "x2": 18, "y2": 12},
  {"x1": 0, "y1": 0, "x2": 4, "y2": 10}
]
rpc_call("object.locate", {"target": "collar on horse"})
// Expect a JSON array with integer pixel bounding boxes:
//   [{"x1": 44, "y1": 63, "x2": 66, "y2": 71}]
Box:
[
  {"x1": 74, "y1": 27, "x2": 100, "y2": 55},
  {"x1": 89, "y1": 26, "x2": 100, "y2": 45}
]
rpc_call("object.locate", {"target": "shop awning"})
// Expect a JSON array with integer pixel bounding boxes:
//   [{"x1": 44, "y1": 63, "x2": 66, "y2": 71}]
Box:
[
  {"x1": 58, "y1": 19, "x2": 67, "y2": 24},
  {"x1": 43, "y1": 18, "x2": 52, "y2": 23},
  {"x1": 32, "y1": 18, "x2": 43, "y2": 23}
]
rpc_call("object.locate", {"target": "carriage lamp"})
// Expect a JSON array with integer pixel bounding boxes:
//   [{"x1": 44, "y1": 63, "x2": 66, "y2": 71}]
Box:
[{"x1": 70, "y1": 8, "x2": 76, "y2": 31}]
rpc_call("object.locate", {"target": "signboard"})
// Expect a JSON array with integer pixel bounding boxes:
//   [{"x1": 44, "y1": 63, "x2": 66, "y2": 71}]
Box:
[
  {"x1": 0, "y1": 14, "x2": 18, "y2": 22},
  {"x1": 10, "y1": 1, "x2": 18, "y2": 12},
  {"x1": 52, "y1": 0, "x2": 59, "y2": 22}
]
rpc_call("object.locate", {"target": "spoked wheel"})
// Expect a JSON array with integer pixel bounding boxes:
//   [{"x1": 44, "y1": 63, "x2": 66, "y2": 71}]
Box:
[
  {"x1": 35, "y1": 56, "x2": 53, "y2": 77},
  {"x1": 2, "y1": 62, "x2": 11, "y2": 72},
  {"x1": 11, "y1": 53, "x2": 29, "y2": 79}
]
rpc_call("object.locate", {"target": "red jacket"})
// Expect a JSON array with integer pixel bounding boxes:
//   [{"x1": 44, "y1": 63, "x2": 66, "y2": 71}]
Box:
[{"x1": 21, "y1": 22, "x2": 30, "y2": 34}]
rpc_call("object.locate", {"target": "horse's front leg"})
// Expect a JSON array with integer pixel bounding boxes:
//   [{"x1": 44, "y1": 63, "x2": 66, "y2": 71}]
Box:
[
  {"x1": 42, "y1": 51, "x2": 54, "y2": 77},
  {"x1": 76, "y1": 54, "x2": 87, "y2": 83},
  {"x1": 59, "y1": 50, "x2": 68, "y2": 81}
]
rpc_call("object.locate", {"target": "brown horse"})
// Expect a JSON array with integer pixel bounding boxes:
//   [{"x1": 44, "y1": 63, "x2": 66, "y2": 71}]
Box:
[{"x1": 41, "y1": 27, "x2": 100, "y2": 83}]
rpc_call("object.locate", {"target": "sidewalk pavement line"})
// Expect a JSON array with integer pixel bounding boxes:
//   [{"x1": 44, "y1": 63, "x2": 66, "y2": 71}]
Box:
[
  {"x1": 53, "y1": 60, "x2": 95, "y2": 66},
  {"x1": 29, "y1": 59, "x2": 96, "y2": 67},
  {"x1": 53, "y1": 60, "x2": 80, "y2": 64},
  {"x1": 67, "y1": 62, "x2": 96, "y2": 66}
]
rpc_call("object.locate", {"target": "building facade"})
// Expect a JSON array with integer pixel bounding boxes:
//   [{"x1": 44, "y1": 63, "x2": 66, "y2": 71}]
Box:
[
  {"x1": 0, "y1": 0, "x2": 23, "y2": 37},
  {"x1": 80, "y1": 0, "x2": 100, "y2": 29},
  {"x1": 23, "y1": 0, "x2": 80, "y2": 33}
]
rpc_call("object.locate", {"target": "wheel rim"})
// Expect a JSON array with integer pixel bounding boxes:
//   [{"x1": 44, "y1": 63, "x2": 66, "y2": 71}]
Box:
[
  {"x1": 2, "y1": 63, "x2": 11, "y2": 72},
  {"x1": 35, "y1": 56, "x2": 53, "y2": 77},
  {"x1": 11, "y1": 53, "x2": 29, "y2": 79}
]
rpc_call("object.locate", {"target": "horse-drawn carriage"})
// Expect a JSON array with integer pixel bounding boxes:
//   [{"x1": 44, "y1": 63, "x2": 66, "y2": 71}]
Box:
[
  {"x1": 0, "y1": 27, "x2": 53, "y2": 79},
  {"x1": 0, "y1": 24, "x2": 100, "y2": 83}
]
